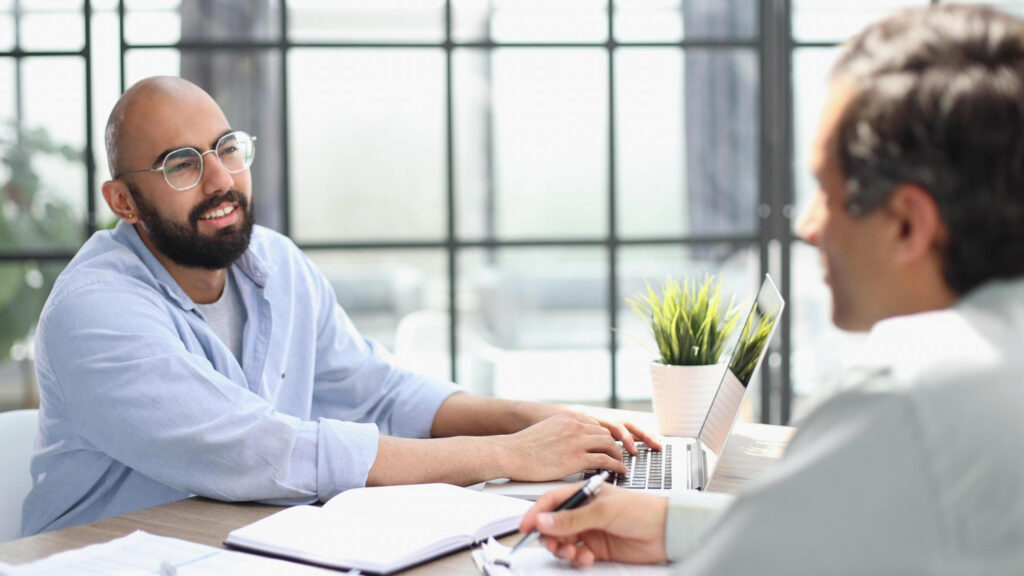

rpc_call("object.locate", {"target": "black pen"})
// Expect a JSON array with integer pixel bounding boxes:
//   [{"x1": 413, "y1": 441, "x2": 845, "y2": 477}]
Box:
[{"x1": 509, "y1": 470, "x2": 610, "y2": 555}]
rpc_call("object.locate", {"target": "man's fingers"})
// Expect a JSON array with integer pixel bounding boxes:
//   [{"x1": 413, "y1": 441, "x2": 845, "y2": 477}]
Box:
[
  {"x1": 565, "y1": 414, "x2": 610, "y2": 436},
  {"x1": 580, "y1": 422, "x2": 614, "y2": 438},
  {"x1": 573, "y1": 545, "x2": 597, "y2": 568},
  {"x1": 551, "y1": 538, "x2": 597, "y2": 568},
  {"x1": 536, "y1": 505, "x2": 603, "y2": 538},
  {"x1": 520, "y1": 484, "x2": 586, "y2": 532},
  {"x1": 624, "y1": 421, "x2": 662, "y2": 450},
  {"x1": 603, "y1": 420, "x2": 637, "y2": 455},
  {"x1": 591, "y1": 416, "x2": 662, "y2": 455},
  {"x1": 584, "y1": 434, "x2": 624, "y2": 459},
  {"x1": 554, "y1": 541, "x2": 579, "y2": 561},
  {"x1": 585, "y1": 452, "x2": 626, "y2": 474}
]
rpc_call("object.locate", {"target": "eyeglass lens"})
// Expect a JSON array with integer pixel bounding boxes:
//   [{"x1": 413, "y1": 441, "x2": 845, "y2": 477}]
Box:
[{"x1": 163, "y1": 131, "x2": 255, "y2": 190}]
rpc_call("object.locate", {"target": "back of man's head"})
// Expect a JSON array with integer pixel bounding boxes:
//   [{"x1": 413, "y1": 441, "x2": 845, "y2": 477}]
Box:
[{"x1": 830, "y1": 4, "x2": 1024, "y2": 295}]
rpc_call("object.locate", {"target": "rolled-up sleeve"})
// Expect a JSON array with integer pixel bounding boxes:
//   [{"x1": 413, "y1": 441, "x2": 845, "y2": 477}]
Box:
[
  {"x1": 314, "y1": 418, "x2": 380, "y2": 500},
  {"x1": 25, "y1": 226, "x2": 465, "y2": 534}
]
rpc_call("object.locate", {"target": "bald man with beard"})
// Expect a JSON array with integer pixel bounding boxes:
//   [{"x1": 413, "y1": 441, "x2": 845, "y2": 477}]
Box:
[{"x1": 21, "y1": 77, "x2": 657, "y2": 536}]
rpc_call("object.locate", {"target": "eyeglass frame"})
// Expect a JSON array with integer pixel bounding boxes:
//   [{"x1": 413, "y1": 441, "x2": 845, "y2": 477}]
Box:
[{"x1": 115, "y1": 130, "x2": 257, "y2": 191}]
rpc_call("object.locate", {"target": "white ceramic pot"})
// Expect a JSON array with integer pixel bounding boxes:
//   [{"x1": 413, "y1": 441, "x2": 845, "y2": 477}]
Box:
[{"x1": 649, "y1": 362, "x2": 725, "y2": 438}]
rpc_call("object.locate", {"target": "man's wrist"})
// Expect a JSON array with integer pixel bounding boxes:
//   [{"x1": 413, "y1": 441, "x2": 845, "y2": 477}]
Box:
[{"x1": 486, "y1": 433, "x2": 518, "y2": 479}]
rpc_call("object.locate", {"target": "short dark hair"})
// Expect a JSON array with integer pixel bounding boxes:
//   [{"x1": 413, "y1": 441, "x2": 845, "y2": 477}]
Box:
[{"x1": 831, "y1": 4, "x2": 1024, "y2": 295}]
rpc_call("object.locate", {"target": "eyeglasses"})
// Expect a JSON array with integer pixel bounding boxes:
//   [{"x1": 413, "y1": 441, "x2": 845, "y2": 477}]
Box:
[{"x1": 118, "y1": 130, "x2": 257, "y2": 191}]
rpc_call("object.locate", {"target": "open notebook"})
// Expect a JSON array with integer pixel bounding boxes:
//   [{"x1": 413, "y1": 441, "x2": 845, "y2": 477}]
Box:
[{"x1": 225, "y1": 483, "x2": 532, "y2": 575}]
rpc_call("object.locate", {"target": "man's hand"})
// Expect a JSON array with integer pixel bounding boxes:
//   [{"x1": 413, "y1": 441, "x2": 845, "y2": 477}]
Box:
[
  {"x1": 519, "y1": 484, "x2": 669, "y2": 568},
  {"x1": 585, "y1": 413, "x2": 663, "y2": 455},
  {"x1": 502, "y1": 412, "x2": 628, "y2": 480},
  {"x1": 430, "y1": 394, "x2": 660, "y2": 456}
]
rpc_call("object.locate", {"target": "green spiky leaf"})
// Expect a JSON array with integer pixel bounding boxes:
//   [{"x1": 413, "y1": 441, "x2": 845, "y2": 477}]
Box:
[{"x1": 627, "y1": 275, "x2": 741, "y2": 366}]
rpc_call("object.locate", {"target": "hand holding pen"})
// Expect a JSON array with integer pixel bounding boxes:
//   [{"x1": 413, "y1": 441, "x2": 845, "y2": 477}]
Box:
[
  {"x1": 515, "y1": 475, "x2": 671, "y2": 569},
  {"x1": 509, "y1": 471, "x2": 610, "y2": 556}
]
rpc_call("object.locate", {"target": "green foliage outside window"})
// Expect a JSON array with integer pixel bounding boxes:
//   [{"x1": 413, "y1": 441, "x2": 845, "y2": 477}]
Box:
[{"x1": 0, "y1": 124, "x2": 80, "y2": 362}]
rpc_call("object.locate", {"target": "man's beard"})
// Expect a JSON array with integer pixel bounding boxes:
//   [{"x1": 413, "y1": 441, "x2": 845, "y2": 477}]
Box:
[{"x1": 129, "y1": 184, "x2": 255, "y2": 270}]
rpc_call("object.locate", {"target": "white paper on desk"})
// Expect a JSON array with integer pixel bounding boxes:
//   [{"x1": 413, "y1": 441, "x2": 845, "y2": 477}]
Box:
[
  {"x1": 472, "y1": 538, "x2": 674, "y2": 576},
  {"x1": 0, "y1": 530, "x2": 346, "y2": 576}
]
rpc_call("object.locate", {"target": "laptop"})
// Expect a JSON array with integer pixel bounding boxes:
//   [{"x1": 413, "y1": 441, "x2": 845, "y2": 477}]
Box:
[{"x1": 484, "y1": 274, "x2": 784, "y2": 499}]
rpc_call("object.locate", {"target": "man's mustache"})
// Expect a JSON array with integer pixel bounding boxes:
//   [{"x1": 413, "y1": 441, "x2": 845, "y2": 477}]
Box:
[{"x1": 189, "y1": 190, "x2": 247, "y2": 224}]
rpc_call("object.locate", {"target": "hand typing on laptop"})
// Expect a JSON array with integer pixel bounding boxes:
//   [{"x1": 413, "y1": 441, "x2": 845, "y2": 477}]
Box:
[
  {"x1": 484, "y1": 276, "x2": 782, "y2": 499},
  {"x1": 497, "y1": 411, "x2": 662, "y2": 482}
]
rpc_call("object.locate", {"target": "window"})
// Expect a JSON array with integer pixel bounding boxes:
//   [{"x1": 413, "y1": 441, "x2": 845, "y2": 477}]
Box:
[{"x1": 6, "y1": 0, "x2": 1007, "y2": 419}]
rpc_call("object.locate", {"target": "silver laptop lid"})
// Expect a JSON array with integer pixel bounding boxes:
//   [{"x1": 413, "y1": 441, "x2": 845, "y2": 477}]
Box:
[{"x1": 696, "y1": 274, "x2": 785, "y2": 457}]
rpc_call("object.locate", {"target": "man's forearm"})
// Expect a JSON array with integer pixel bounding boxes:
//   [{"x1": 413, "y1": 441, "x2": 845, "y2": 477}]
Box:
[
  {"x1": 430, "y1": 392, "x2": 563, "y2": 437},
  {"x1": 370, "y1": 409, "x2": 630, "y2": 487},
  {"x1": 366, "y1": 434, "x2": 512, "y2": 487}
]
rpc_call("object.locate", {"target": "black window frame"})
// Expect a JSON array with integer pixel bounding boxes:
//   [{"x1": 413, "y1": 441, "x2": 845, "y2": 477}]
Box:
[{"x1": 8, "y1": 0, "x2": 949, "y2": 423}]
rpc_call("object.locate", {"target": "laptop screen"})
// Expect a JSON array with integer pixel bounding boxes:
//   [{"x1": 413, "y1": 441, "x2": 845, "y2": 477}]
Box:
[{"x1": 697, "y1": 275, "x2": 785, "y2": 456}]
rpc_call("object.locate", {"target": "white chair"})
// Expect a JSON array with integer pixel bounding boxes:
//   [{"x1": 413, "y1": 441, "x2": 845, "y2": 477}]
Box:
[{"x1": 0, "y1": 409, "x2": 38, "y2": 543}]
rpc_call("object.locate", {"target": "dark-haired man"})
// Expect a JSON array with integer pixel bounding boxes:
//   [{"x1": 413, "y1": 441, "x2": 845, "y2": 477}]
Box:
[
  {"x1": 521, "y1": 5, "x2": 1024, "y2": 573},
  {"x1": 22, "y1": 76, "x2": 657, "y2": 536}
]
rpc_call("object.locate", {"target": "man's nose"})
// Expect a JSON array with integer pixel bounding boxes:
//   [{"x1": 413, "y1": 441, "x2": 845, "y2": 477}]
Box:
[
  {"x1": 796, "y1": 193, "x2": 824, "y2": 246},
  {"x1": 199, "y1": 149, "x2": 235, "y2": 194}
]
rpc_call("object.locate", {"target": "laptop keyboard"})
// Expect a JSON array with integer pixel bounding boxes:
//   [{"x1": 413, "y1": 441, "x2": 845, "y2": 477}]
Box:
[{"x1": 587, "y1": 442, "x2": 673, "y2": 490}]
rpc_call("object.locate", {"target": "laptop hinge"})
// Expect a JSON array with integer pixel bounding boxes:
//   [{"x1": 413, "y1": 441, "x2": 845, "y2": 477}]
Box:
[{"x1": 688, "y1": 442, "x2": 707, "y2": 491}]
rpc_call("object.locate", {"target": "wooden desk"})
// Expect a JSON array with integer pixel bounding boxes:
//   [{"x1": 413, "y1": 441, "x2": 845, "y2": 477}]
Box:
[{"x1": 0, "y1": 421, "x2": 794, "y2": 574}]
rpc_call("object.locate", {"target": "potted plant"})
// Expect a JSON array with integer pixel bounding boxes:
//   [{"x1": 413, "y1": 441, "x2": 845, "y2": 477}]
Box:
[{"x1": 628, "y1": 275, "x2": 741, "y2": 437}]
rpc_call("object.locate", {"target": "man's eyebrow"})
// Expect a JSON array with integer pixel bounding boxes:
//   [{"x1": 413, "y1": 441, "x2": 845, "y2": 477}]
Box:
[
  {"x1": 152, "y1": 145, "x2": 190, "y2": 167},
  {"x1": 151, "y1": 129, "x2": 235, "y2": 166},
  {"x1": 211, "y1": 129, "x2": 234, "y2": 150}
]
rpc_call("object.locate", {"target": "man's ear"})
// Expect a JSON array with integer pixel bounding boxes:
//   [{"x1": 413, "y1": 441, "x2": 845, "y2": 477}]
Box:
[
  {"x1": 884, "y1": 184, "x2": 945, "y2": 264},
  {"x1": 101, "y1": 180, "x2": 139, "y2": 224}
]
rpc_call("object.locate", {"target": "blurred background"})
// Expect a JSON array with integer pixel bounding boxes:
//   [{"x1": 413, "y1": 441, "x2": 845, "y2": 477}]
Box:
[{"x1": 3, "y1": 0, "x2": 1020, "y2": 423}]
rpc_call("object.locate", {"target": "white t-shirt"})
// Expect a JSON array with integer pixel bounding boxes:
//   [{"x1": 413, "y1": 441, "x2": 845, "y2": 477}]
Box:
[
  {"x1": 195, "y1": 271, "x2": 246, "y2": 363},
  {"x1": 665, "y1": 277, "x2": 1024, "y2": 575}
]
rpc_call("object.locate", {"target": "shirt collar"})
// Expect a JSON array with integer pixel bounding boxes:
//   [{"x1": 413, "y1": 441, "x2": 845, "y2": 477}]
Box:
[
  {"x1": 855, "y1": 276, "x2": 1024, "y2": 377},
  {"x1": 111, "y1": 220, "x2": 271, "y2": 310}
]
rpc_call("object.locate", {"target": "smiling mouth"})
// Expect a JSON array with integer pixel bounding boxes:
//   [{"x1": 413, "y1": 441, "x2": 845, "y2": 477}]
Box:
[{"x1": 199, "y1": 204, "x2": 236, "y2": 221}]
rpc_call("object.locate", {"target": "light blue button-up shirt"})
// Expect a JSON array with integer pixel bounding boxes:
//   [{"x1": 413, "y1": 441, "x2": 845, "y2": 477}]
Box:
[{"x1": 22, "y1": 221, "x2": 461, "y2": 536}]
